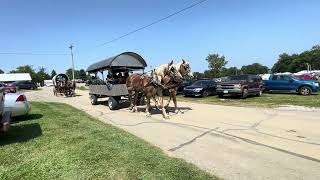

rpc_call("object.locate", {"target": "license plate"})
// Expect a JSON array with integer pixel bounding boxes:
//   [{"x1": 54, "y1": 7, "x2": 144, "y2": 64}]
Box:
[{"x1": 223, "y1": 90, "x2": 228, "y2": 93}]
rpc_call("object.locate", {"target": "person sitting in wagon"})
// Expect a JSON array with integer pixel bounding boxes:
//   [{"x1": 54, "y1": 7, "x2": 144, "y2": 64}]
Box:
[
  {"x1": 117, "y1": 73, "x2": 124, "y2": 84},
  {"x1": 106, "y1": 74, "x2": 113, "y2": 84},
  {"x1": 112, "y1": 73, "x2": 119, "y2": 84},
  {"x1": 122, "y1": 71, "x2": 129, "y2": 83}
]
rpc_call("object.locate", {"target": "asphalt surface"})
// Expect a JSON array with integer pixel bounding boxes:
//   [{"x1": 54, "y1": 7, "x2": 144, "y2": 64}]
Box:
[{"x1": 25, "y1": 87, "x2": 320, "y2": 180}]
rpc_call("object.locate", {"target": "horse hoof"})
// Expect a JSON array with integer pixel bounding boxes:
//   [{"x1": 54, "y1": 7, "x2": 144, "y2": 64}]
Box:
[
  {"x1": 164, "y1": 116, "x2": 170, "y2": 119},
  {"x1": 146, "y1": 114, "x2": 151, "y2": 117}
]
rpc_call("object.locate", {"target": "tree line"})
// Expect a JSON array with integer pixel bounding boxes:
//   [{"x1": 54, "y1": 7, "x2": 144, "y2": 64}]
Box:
[
  {"x1": 194, "y1": 44, "x2": 320, "y2": 79},
  {"x1": 1, "y1": 44, "x2": 319, "y2": 81},
  {"x1": 0, "y1": 65, "x2": 90, "y2": 86}
]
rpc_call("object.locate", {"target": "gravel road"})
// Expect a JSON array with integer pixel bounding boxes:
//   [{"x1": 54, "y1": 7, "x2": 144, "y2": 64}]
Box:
[{"x1": 25, "y1": 87, "x2": 320, "y2": 180}]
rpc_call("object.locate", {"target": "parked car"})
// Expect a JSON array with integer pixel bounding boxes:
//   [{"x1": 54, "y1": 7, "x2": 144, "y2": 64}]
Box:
[
  {"x1": 75, "y1": 79, "x2": 84, "y2": 83},
  {"x1": 0, "y1": 86, "x2": 11, "y2": 132},
  {"x1": 0, "y1": 82, "x2": 17, "y2": 93},
  {"x1": 177, "y1": 79, "x2": 193, "y2": 93},
  {"x1": 183, "y1": 79, "x2": 217, "y2": 97},
  {"x1": 264, "y1": 74, "x2": 319, "y2": 95},
  {"x1": 293, "y1": 74, "x2": 316, "y2": 81},
  {"x1": 164, "y1": 79, "x2": 193, "y2": 95},
  {"x1": 85, "y1": 80, "x2": 92, "y2": 86},
  {"x1": 4, "y1": 93, "x2": 31, "y2": 117},
  {"x1": 11, "y1": 81, "x2": 37, "y2": 90},
  {"x1": 216, "y1": 74, "x2": 263, "y2": 98}
]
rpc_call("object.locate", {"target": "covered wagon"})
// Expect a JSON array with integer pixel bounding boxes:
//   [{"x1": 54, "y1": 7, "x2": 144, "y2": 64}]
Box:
[
  {"x1": 52, "y1": 74, "x2": 75, "y2": 97},
  {"x1": 86, "y1": 52, "x2": 147, "y2": 110}
]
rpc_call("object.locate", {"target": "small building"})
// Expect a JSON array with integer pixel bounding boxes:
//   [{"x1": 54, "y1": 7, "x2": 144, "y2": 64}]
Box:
[
  {"x1": 44, "y1": 80, "x2": 54, "y2": 87},
  {"x1": 0, "y1": 73, "x2": 32, "y2": 83}
]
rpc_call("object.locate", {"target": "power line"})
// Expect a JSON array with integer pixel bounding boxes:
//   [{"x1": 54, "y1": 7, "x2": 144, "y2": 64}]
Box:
[
  {"x1": 0, "y1": 0, "x2": 209, "y2": 56},
  {"x1": 0, "y1": 52, "x2": 68, "y2": 56},
  {"x1": 95, "y1": 0, "x2": 209, "y2": 47}
]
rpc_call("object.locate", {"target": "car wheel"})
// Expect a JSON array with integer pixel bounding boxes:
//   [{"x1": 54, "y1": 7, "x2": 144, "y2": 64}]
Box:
[
  {"x1": 203, "y1": 91, "x2": 209, "y2": 97},
  {"x1": 108, "y1": 97, "x2": 119, "y2": 110},
  {"x1": 218, "y1": 93, "x2": 224, "y2": 98},
  {"x1": 299, "y1": 86, "x2": 312, "y2": 96},
  {"x1": 242, "y1": 88, "x2": 248, "y2": 99},
  {"x1": 90, "y1": 95, "x2": 98, "y2": 105},
  {"x1": 256, "y1": 90, "x2": 262, "y2": 97}
]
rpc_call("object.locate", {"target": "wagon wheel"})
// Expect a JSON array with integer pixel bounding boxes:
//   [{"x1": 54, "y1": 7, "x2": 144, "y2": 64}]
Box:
[
  {"x1": 64, "y1": 88, "x2": 69, "y2": 97},
  {"x1": 53, "y1": 88, "x2": 57, "y2": 96}
]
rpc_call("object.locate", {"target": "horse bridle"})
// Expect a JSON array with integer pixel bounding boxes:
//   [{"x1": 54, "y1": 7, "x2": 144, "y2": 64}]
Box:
[
  {"x1": 166, "y1": 66, "x2": 182, "y2": 83},
  {"x1": 181, "y1": 63, "x2": 190, "y2": 76}
]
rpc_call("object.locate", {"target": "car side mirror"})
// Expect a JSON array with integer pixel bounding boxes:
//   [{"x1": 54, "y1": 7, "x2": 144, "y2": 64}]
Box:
[{"x1": 289, "y1": 79, "x2": 294, "y2": 83}]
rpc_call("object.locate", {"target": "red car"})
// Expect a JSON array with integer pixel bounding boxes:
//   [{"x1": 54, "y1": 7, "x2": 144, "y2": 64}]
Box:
[
  {"x1": 294, "y1": 74, "x2": 317, "y2": 81},
  {"x1": 0, "y1": 82, "x2": 16, "y2": 93}
]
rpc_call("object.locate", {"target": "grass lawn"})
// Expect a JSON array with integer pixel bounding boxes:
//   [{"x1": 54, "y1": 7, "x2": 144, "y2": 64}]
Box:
[
  {"x1": 0, "y1": 102, "x2": 218, "y2": 180},
  {"x1": 177, "y1": 93, "x2": 320, "y2": 108}
]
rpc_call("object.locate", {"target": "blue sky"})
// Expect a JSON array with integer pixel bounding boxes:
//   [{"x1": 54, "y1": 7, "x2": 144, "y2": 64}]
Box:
[{"x1": 1, "y1": 0, "x2": 320, "y2": 74}]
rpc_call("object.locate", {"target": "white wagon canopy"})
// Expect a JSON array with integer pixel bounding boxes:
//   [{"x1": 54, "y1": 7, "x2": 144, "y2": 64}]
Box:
[{"x1": 86, "y1": 52, "x2": 147, "y2": 73}]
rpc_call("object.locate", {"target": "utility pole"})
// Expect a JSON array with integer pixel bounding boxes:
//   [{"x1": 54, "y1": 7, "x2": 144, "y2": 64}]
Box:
[{"x1": 69, "y1": 44, "x2": 75, "y2": 82}]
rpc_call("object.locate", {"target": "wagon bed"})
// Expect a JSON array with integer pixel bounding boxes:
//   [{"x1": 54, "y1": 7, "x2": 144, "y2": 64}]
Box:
[{"x1": 89, "y1": 84, "x2": 128, "y2": 97}]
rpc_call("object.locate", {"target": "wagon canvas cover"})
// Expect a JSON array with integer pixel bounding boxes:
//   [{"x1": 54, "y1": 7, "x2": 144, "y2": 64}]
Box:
[{"x1": 86, "y1": 52, "x2": 147, "y2": 72}]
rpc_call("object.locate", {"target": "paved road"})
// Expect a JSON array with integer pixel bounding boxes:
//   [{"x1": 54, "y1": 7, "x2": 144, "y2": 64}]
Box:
[{"x1": 26, "y1": 87, "x2": 320, "y2": 180}]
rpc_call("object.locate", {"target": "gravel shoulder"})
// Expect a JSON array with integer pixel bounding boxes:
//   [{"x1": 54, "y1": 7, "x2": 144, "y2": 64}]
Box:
[{"x1": 25, "y1": 87, "x2": 320, "y2": 180}]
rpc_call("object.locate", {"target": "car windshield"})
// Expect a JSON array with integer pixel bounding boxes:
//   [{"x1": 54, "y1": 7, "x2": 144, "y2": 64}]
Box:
[
  {"x1": 192, "y1": 80, "x2": 211, "y2": 86},
  {"x1": 227, "y1": 75, "x2": 249, "y2": 81}
]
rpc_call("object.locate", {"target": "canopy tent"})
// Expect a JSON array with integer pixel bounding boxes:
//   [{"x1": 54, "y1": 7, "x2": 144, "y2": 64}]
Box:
[
  {"x1": 86, "y1": 52, "x2": 147, "y2": 73},
  {"x1": 0, "y1": 73, "x2": 32, "y2": 82}
]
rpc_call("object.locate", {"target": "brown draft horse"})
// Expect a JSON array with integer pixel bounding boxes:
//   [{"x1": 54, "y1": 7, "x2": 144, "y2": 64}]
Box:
[
  {"x1": 165, "y1": 59, "x2": 193, "y2": 113},
  {"x1": 126, "y1": 63, "x2": 182, "y2": 119}
]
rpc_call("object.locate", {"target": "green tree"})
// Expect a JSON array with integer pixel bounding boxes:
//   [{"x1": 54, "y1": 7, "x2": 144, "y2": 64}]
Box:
[
  {"x1": 79, "y1": 69, "x2": 88, "y2": 80},
  {"x1": 0, "y1": 69, "x2": 4, "y2": 74},
  {"x1": 51, "y1": 70, "x2": 57, "y2": 78},
  {"x1": 206, "y1": 53, "x2": 228, "y2": 78},
  {"x1": 241, "y1": 63, "x2": 269, "y2": 74},
  {"x1": 66, "y1": 68, "x2": 79, "y2": 80},
  {"x1": 36, "y1": 67, "x2": 50, "y2": 86},
  {"x1": 10, "y1": 65, "x2": 37, "y2": 81},
  {"x1": 221, "y1": 67, "x2": 240, "y2": 76},
  {"x1": 271, "y1": 53, "x2": 295, "y2": 73},
  {"x1": 203, "y1": 70, "x2": 213, "y2": 78},
  {"x1": 271, "y1": 45, "x2": 320, "y2": 73},
  {"x1": 192, "y1": 72, "x2": 204, "y2": 79}
]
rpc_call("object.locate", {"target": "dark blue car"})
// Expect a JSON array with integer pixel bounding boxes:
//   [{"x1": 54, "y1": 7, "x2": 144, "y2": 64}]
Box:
[{"x1": 264, "y1": 74, "x2": 319, "y2": 95}]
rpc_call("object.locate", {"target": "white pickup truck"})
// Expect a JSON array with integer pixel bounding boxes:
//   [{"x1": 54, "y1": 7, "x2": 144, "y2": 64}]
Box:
[{"x1": 0, "y1": 86, "x2": 11, "y2": 132}]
